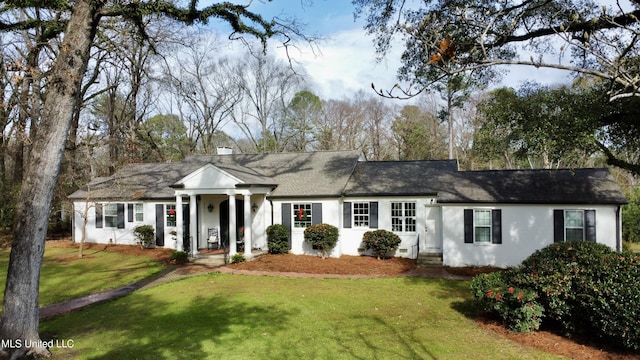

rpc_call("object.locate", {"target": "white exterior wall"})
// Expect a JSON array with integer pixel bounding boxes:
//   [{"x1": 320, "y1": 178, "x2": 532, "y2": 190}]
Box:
[
  {"x1": 441, "y1": 204, "x2": 620, "y2": 268},
  {"x1": 272, "y1": 197, "x2": 437, "y2": 259},
  {"x1": 72, "y1": 201, "x2": 164, "y2": 246}
]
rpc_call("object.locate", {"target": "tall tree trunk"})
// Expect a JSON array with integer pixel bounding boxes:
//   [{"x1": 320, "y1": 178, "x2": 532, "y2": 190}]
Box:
[{"x1": 0, "y1": 2, "x2": 101, "y2": 358}]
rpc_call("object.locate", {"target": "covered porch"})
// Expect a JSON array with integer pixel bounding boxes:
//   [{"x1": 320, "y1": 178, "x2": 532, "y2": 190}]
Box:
[
  {"x1": 173, "y1": 190, "x2": 272, "y2": 258},
  {"x1": 170, "y1": 162, "x2": 276, "y2": 259}
]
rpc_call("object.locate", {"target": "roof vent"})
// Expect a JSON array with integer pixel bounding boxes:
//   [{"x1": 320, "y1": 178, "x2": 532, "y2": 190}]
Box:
[{"x1": 216, "y1": 146, "x2": 233, "y2": 155}]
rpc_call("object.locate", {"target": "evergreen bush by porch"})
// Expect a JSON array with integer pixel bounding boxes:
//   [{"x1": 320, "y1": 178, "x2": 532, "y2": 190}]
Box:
[
  {"x1": 266, "y1": 224, "x2": 290, "y2": 254},
  {"x1": 133, "y1": 225, "x2": 154, "y2": 248},
  {"x1": 304, "y1": 223, "x2": 339, "y2": 259},
  {"x1": 362, "y1": 229, "x2": 401, "y2": 259}
]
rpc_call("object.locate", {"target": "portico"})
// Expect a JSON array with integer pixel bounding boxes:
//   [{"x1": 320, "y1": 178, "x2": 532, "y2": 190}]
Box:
[{"x1": 171, "y1": 163, "x2": 274, "y2": 258}]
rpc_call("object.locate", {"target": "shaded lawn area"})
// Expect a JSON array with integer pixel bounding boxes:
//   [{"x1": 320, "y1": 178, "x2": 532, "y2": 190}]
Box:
[
  {"x1": 42, "y1": 274, "x2": 560, "y2": 360},
  {"x1": 0, "y1": 246, "x2": 164, "y2": 307}
]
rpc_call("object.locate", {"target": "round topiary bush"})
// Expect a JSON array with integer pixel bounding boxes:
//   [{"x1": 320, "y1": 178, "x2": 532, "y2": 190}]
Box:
[
  {"x1": 362, "y1": 229, "x2": 401, "y2": 259},
  {"x1": 133, "y1": 225, "x2": 154, "y2": 248},
  {"x1": 266, "y1": 224, "x2": 290, "y2": 254},
  {"x1": 304, "y1": 223, "x2": 339, "y2": 259}
]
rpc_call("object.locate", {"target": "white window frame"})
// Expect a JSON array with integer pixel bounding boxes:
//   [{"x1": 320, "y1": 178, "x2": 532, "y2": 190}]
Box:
[
  {"x1": 134, "y1": 203, "x2": 144, "y2": 222},
  {"x1": 353, "y1": 202, "x2": 370, "y2": 228},
  {"x1": 474, "y1": 209, "x2": 492, "y2": 243},
  {"x1": 103, "y1": 203, "x2": 118, "y2": 228},
  {"x1": 564, "y1": 209, "x2": 585, "y2": 241},
  {"x1": 166, "y1": 204, "x2": 176, "y2": 227},
  {"x1": 293, "y1": 203, "x2": 312, "y2": 228},
  {"x1": 391, "y1": 202, "x2": 416, "y2": 232}
]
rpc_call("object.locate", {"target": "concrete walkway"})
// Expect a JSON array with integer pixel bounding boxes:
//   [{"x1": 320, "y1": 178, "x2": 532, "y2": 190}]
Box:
[{"x1": 39, "y1": 265, "x2": 218, "y2": 320}]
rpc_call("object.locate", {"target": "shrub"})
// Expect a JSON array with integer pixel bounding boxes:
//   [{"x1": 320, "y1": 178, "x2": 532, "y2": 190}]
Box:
[
  {"x1": 479, "y1": 241, "x2": 640, "y2": 350},
  {"x1": 266, "y1": 224, "x2": 290, "y2": 254},
  {"x1": 133, "y1": 225, "x2": 155, "y2": 248},
  {"x1": 362, "y1": 229, "x2": 401, "y2": 260},
  {"x1": 304, "y1": 223, "x2": 339, "y2": 258},
  {"x1": 170, "y1": 250, "x2": 189, "y2": 264},
  {"x1": 231, "y1": 253, "x2": 246, "y2": 264},
  {"x1": 513, "y1": 241, "x2": 614, "y2": 330},
  {"x1": 471, "y1": 271, "x2": 544, "y2": 333}
]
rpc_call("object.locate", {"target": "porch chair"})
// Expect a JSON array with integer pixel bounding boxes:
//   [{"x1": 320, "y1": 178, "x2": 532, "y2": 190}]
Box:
[{"x1": 207, "y1": 228, "x2": 220, "y2": 250}]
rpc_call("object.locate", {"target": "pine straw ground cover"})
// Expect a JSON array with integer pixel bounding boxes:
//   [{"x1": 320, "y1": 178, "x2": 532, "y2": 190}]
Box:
[{"x1": 37, "y1": 241, "x2": 640, "y2": 359}]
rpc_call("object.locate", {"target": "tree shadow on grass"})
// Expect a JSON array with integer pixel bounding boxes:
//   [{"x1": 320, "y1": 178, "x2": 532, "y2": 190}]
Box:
[{"x1": 42, "y1": 290, "x2": 297, "y2": 360}]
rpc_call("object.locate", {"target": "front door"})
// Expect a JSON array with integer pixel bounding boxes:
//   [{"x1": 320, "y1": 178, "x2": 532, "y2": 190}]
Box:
[{"x1": 424, "y1": 206, "x2": 442, "y2": 252}]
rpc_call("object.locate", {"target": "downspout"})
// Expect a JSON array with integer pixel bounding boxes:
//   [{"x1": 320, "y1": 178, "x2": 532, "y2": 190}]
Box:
[{"x1": 616, "y1": 205, "x2": 622, "y2": 252}]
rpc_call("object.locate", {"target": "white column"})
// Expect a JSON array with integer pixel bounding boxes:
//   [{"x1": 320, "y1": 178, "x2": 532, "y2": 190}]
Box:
[
  {"x1": 175, "y1": 195, "x2": 183, "y2": 251},
  {"x1": 244, "y1": 194, "x2": 252, "y2": 258},
  {"x1": 189, "y1": 195, "x2": 198, "y2": 256},
  {"x1": 228, "y1": 195, "x2": 237, "y2": 256}
]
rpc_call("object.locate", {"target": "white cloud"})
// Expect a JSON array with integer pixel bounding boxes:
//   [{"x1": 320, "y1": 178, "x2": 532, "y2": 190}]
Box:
[{"x1": 271, "y1": 28, "x2": 405, "y2": 100}]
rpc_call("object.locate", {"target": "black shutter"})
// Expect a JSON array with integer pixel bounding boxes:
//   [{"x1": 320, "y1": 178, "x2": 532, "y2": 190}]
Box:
[
  {"x1": 554, "y1": 210, "x2": 564, "y2": 242},
  {"x1": 155, "y1": 204, "x2": 165, "y2": 246},
  {"x1": 585, "y1": 210, "x2": 596, "y2": 242},
  {"x1": 312, "y1": 203, "x2": 322, "y2": 225},
  {"x1": 369, "y1": 202, "x2": 378, "y2": 229},
  {"x1": 95, "y1": 203, "x2": 103, "y2": 228},
  {"x1": 464, "y1": 209, "x2": 473, "y2": 243},
  {"x1": 117, "y1": 203, "x2": 125, "y2": 229},
  {"x1": 282, "y1": 203, "x2": 292, "y2": 249},
  {"x1": 343, "y1": 202, "x2": 352, "y2": 228},
  {"x1": 127, "y1": 204, "x2": 134, "y2": 222},
  {"x1": 491, "y1": 209, "x2": 502, "y2": 244}
]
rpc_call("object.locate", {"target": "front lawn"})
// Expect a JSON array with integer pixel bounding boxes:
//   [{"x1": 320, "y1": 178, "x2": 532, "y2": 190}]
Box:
[
  {"x1": 0, "y1": 245, "x2": 164, "y2": 307},
  {"x1": 42, "y1": 274, "x2": 560, "y2": 359}
]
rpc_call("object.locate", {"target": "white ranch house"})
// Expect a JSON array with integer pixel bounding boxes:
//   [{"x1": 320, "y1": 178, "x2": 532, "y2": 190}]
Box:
[{"x1": 69, "y1": 150, "x2": 627, "y2": 267}]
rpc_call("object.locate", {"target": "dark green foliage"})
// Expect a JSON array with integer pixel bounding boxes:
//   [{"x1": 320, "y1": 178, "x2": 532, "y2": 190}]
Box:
[
  {"x1": 471, "y1": 271, "x2": 544, "y2": 333},
  {"x1": 303, "y1": 223, "x2": 339, "y2": 259},
  {"x1": 170, "y1": 250, "x2": 188, "y2": 264},
  {"x1": 622, "y1": 186, "x2": 640, "y2": 243},
  {"x1": 231, "y1": 253, "x2": 246, "y2": 264},
  {"x1": 472, "y1": 242, "x2": 640, "y2": 349},
  {"x1": 362, "y1": 229, "x2": 401, "y2": 259},
  {"x1": 266, "y1": 224, "x2": 290, "y2": 254},
  {"x1": 133, "y1": 225, "x2": 154, "y2": 247}
]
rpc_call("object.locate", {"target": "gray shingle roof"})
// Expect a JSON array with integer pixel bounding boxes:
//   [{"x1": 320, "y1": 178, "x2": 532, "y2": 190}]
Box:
[
  {"x1": 344, "y1": 162, "x2": 626, "y2": 204},
  {"x1": 69, "y1": 151, "x2": 626, "y2": 205},
  {"x1": 69, "y1": 150, "x2": 363, "y2": 200}
]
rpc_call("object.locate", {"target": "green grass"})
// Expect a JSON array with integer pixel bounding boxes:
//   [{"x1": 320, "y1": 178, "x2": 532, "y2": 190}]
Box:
[
  {"x1": 42, "y1": 274, "x2": 560, "y2": 359},
  {"x1": 628, "y1": 242, "x2": 640, "y2": 253},
  {"x1": 0, "y1": 246, "x2": 164, "y2": 306}
]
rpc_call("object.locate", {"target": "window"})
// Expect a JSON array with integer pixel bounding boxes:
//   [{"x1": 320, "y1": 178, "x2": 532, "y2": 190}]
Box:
[
  {"x1": 391, "y1": 202, "x2": 416, "y2": 232},
  {"x1": 464, "y1": 209, "x2": 502, "y2": 244},
  {"x1": 554, "y1": 209, "x2": 595, "y2": 242},
  {"x1": 166, "y1": 204, "x2": 176, "y2": 227},
  {"x1": 353, "y1": 202, "x2": 369, "y2": 227},
  {"x1": 474, "y1": 209, "x2": 492, "y2": 243},
  {"x1": 104, "y1": 203, "x2": 118, "y2": 228},
  {"x1": 293, "y1": 203, "x2": 312, "y2": 228},
  {"x1": 564, "y1": 210, "x2": 584, "y2": 241},
  {"x1": 134, "y1": 203, "x2": 144, "y2": 222}
]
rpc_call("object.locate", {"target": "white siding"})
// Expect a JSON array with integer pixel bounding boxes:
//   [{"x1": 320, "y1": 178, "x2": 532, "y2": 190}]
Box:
[{"x1": 441, "y1": 204, "x2": 620, "y2": 268}]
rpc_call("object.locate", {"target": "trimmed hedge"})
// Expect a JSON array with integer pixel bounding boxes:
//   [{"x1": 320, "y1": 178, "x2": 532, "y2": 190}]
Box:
[
  {"x1": 471, "y1": 241, "x2": 640, "y2": 350},
  {"x1": 266, "y1": 224, "x2": 290, "y2": 254},
  {"x1": 304, "y1": 223, "x2": 339, "y2": 258},
  {"x1": 362, "y1": 229, "x2": 401, "y2": 259}
]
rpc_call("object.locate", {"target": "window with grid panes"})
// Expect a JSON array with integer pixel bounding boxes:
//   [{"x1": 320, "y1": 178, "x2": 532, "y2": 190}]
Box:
[
  {"x1": 293, "y1": 203, "x2": 312, "y2": 228},
  {"x1": 353, "y1": 202, "x2": 369, "y2": 227},
  {"x1": 391, "y1": 202, "x2": 416, "y2": 232}
]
